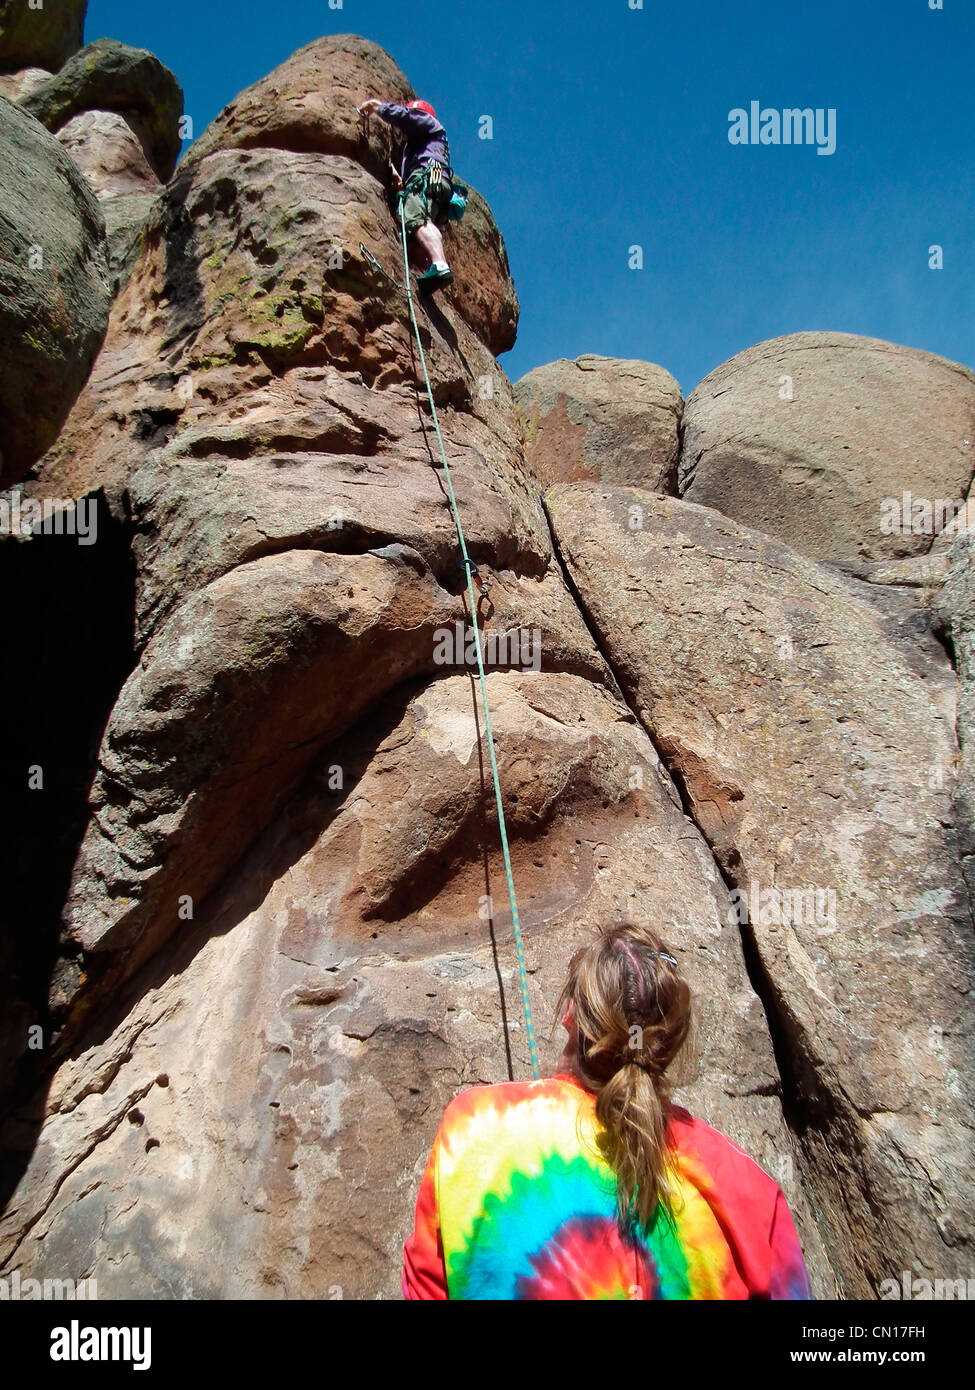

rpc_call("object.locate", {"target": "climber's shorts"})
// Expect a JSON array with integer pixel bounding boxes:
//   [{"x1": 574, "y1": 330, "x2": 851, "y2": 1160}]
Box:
[{"x1": 402, "y1": 175, "x2": 448, "y2": 237}]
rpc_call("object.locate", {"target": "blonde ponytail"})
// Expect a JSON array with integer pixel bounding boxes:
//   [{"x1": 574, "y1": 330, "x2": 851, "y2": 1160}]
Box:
[{"x1": 557, "y1": 925, "x2": 691, "y2": 1230}]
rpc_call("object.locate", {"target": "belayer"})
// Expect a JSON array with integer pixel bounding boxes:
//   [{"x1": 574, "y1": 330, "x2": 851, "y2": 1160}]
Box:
[
  {"x1": 402, "y1": 922, "x2": 813, "y2": 1299},
  {"x1": 358, "y1": 97, "x2": 466, "y2": 291}
]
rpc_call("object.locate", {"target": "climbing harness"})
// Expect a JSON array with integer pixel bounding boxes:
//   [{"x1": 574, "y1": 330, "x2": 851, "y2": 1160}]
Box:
[
  {"x1": 404, "y1": 162, "x2": 468, "y2": 225},
  {"x1": 395, "y1": 193, "x2": 540, "y2": 1080}
]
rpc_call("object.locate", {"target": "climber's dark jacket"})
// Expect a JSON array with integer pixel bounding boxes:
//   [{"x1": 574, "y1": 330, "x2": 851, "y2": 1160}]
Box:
[{"x1": 377, "y1": 103, "x2": 451, "y2": 183}]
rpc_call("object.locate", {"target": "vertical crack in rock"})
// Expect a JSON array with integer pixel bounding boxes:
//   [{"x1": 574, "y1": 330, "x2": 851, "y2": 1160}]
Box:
[
  {"x1": 544, "y1": 482, "x2": 975, "y2": 1297},
  {"x1": 543, "y1": 491, "x2": 833, "y2": 1273}
]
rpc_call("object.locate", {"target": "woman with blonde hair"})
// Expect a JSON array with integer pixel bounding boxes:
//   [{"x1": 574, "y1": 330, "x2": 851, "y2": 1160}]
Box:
[{"x1": 402, "y1": 923, "x2": 812, "y2": 1299}]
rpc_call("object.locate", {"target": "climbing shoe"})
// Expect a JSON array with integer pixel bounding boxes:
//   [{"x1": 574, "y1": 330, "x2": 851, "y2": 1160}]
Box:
[{"x1": 418, "y1": 263, "x2": 454, "y2": 291}]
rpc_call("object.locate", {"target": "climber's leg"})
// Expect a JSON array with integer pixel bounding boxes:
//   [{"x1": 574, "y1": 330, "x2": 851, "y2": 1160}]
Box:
[
  {"x1": 414, "y1": 220, "x2": 447, "y2": 271},
  {"x1": 414, "y1": 222, "x2": 453, "y2": 289}
]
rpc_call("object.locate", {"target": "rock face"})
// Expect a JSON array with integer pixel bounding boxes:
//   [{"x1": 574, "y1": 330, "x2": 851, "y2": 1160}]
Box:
[
  {"x1": 21, "y1": 38, "x2": 183, "y2": 181},
  {"x1": 0, "y1": 66, "x2": 51, "y2": 102},
  {"x1": 935, "y1": 527, "x2": 975, "y2": 905},
  {"x1": 514, "y1": 354, "x2": 681, "y2": 491},
  {"x1": 0, "y1": 670, "x2": 831, "y2": 1297},
  {"x1": 0, "y1": 94, "x2": 110, "y2": 486},
  {"x1": 0, "y1": 38, "x2": 180, "y2": 292},
  {"x1": 56, "y1": 108, "x2": 159, "y2": 198},
  {"x1": 0, "y1": 0, "x2": 85, "y2": 73},
  {"x1": 679, "y1": 333, "x2": 975, "y2": 567},
  {"x1": 2, "y1": 32, "x2": 973, "y2": 1305},
  {"x1": 55, "y1": 109, "x2": 164, "y2": 286},
  {"x1": 545, "y1": 483, "x2": 975, "y2": 1297}
]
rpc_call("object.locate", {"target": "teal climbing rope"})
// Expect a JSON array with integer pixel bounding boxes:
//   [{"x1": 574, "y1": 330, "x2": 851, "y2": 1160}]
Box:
[{"x1": 396, "y1": 199, "x2": 540, "y2": 1081}]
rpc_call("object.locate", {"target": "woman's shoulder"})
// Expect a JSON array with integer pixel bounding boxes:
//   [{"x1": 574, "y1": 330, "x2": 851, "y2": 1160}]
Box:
[
  {"x1": 668, "y1": 1106, "x2": 785, "y2": 1198},
  {"x1": 440, "y1": 1073, "x2": 592, "y2": 1125}
]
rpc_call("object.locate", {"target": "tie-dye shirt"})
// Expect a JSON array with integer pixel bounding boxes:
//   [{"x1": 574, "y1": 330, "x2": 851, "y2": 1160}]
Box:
[{"x1": 402, "y1": 1074, "x2": 812, "y2": 1300}]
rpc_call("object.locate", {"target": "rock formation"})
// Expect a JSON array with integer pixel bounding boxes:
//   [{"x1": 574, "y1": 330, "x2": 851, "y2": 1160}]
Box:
[
  {"x1": 0, "y1": 93, "x2": 110, "y2": 485},
  {"x1": 1, "y1": 19, "x2": 183, "y2": 292},
  {"x1": 0, "y1": 0, "x2": 85, "y2": 75},
  {"x1": 514, "y1": 353, "x2": 681, "y2": 491},
  {"x1": 680, "y1": 332, "x2": 975, "y2": 569},
  {"x1": 2, "y1": 30, "x2": 973, "y2": 1303}
]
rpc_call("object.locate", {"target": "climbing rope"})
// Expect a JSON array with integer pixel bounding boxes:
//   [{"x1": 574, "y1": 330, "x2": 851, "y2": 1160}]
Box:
[{"x1": 395, "y1": 197, "x2": 540, "y2": 1080}]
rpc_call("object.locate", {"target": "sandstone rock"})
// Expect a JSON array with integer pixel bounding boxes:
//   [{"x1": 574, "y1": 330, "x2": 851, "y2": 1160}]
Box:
[
  {"x1": 0, "y1": 66, "x2": 51, "y2": 101},
  {"x1": 55, "y1": 109, "x2": 162, "y2": 286},
  {"x1": 0, "y1": 670, "x2": 832, "y2": 1297},
  {"x1": 546, "y1": 483, "x2": 975, "y2": 1297},
  {"x1": 22, "y1": 38, "x2": 183, "y2": 181},
  {"x1": 0, "y1": 94, "x2": 110, "y2": 486},
  {"x1": 0, "y1": 0, "x2": 84, "y2": 73},
  {"x1": 24, "y1": 37, "x2": 550, "y2": 1045},
  {"x1": 514, "y1": 354, "x2": 682, "y2": 490},
  {"x1": 935, "y1": 527, "x2": 975, "y2": 901},
  {"x1": 182, "y1": 34, "x2": 517, "y2": 356},
  {"x1": 56, "y1": 108, "x2": 159, "y2": 197},
  {"x1": 184, "y1": 34, "x2": 415, "y2": 178},
  {"x1": 61, "y1": 547, "x2": 458, "y2": 975},
  {"x1": 679, "y1": 332, "x2": 975, "y2": 566}
]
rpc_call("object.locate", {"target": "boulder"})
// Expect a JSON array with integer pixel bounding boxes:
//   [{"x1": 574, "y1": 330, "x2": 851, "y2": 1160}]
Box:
[
  {"x1": 56, "y1": 109, "x2": 163, "y2": 284},
  {"x1": 0, "y1": 65, "x2": 51, "y2": 101},
  {"x1": 0, "y1": 0, "x2": 85, "y2": 73},
  {"x1": 514, "y1": 354, "x2": 682, "y2": 490},
  {"x1": 679, "y1": 332, "x2": 975, "y2": 566},
  {"x1": 545, "y1": 482, "x2": 975, "y2": 1297},
  {"x1": 57, "y1": 108, "x2": 159, "y2": 198},
  {"x1": 0, "y1": 94, "x2": 109, "y2": 486},
  {"x1": 21, "y1": 38, "x2": 183, "y2": 181}
]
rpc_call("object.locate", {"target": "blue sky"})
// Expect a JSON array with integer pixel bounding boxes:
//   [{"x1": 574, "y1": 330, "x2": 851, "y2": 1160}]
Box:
[{"x1": 87, "y1": 0, "x2": 973, "y2": 395}]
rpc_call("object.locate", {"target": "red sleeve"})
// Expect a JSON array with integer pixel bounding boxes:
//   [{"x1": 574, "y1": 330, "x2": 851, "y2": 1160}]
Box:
[
  {"x1": 401, "y1": 1130, "x2": 449, "y2": 1300},
  {"x1": 769, "y1": 1189, "x2": 813, "y2": 1300}
]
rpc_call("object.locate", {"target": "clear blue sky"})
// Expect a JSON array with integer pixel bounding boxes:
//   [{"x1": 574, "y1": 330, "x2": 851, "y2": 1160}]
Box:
[{"x1": 86, "y1": 0, "x2": 973, "y2": 395}]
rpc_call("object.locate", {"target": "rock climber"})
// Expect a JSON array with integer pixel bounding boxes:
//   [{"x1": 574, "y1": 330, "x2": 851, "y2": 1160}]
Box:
[
  {"x1": 358, "y1": 97, "x2": 455, "y2": 290},
  {"x1": 402, "y1": 922, "x2": 813, "y2": 1300}
]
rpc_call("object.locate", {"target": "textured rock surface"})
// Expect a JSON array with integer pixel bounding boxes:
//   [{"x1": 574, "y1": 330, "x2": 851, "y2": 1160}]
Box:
[
  {"x1": 546, "y1": 483, "x2": 975, "y2": 1297},
  {"x1": 515, "y1": 354, "x2": 682, "y2": 491},
  {"x1": 935, "y1": 528, "x2": 975, "y2": 905},
  {"x1": 21, "y1": 38, "x2": 183, "y2": 181},
  {"x1": 182, "y1": 34, "x2": 517, "y2": 356},
  {"x1": 0, "y1": 0, "x2": 85, "y2": 73},
  {"x1": 0, "y1": 66, "x2": 51, "y2": 101},
  {"x1": 0, "y1": 94, "x2": 110, "y2": 486},
  {"x1": 57, "y1": 108, "x2": 159, "y2": 197},
  {"x1": 4, "y1": 31, "x2": 972, "y2": 1305},
  {"x1": 680, "y1": 333, "x2": 975, "y2": 567},
  {"x1": 56, "y1": 109, "x2": 163, "y2": 286},
  {"x1": 0, "y1": 671, "x2": 830, "y2": 1297}
]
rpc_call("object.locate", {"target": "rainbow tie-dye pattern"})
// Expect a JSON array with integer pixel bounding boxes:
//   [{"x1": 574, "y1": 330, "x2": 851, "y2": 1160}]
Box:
[{"x1": 402, "y1": 1075, "x2": 812, "y2": 1300}]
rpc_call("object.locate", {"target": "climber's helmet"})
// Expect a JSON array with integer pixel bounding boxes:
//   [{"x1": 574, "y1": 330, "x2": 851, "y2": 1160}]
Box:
[{"x1": 408, "y1": 100, "x2": 437, "y2": 120}]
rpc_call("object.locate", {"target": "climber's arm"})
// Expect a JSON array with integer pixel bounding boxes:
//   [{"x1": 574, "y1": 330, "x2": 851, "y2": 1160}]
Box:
[{"x1": 360, "y1": 99, "x2": 439, "y2": 140}]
